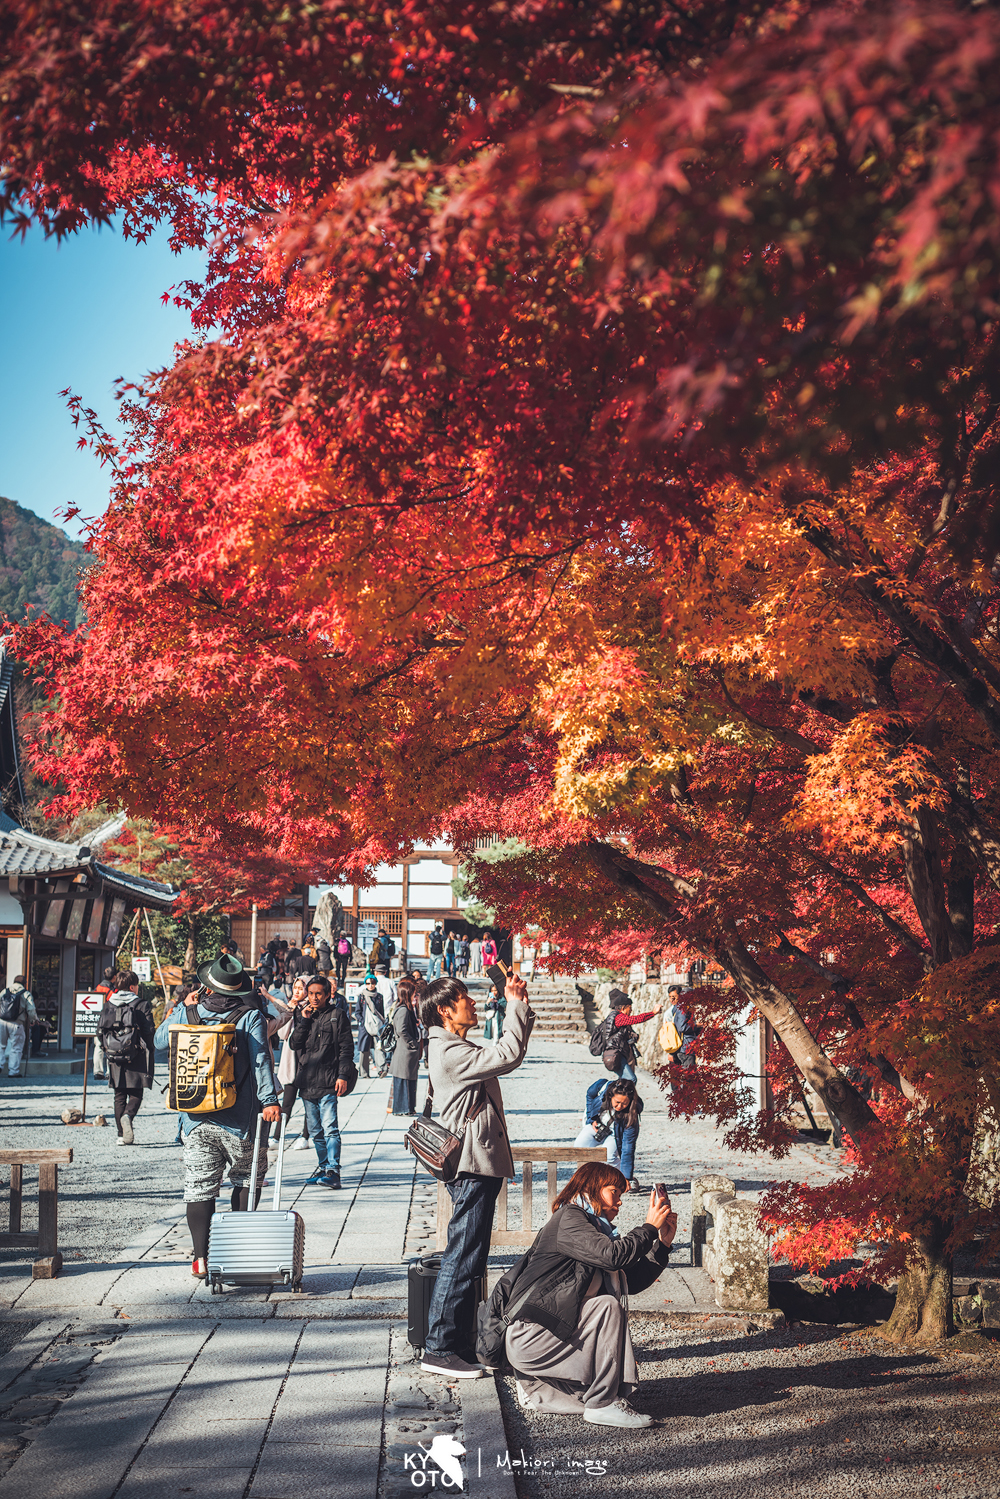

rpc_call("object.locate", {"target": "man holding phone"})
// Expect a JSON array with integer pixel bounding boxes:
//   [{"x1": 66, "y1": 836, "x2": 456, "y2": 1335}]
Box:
[{"x1": 288, "y1": 976, "x2": 356, "y2": 1188}]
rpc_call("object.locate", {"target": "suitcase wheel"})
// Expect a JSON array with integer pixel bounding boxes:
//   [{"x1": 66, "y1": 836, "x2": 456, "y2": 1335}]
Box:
[
  {"x1": 292, "y1": 1279, "x2": 302, "y2": 1292},
  {"x1": 210, "y1": 1278, "x2": 220, "y2": 1295}
]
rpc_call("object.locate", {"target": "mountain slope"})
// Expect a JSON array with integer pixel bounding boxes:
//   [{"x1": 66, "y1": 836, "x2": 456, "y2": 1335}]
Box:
[{"x1": 0, "y1": 496, "x2": 91, "y2": 629}]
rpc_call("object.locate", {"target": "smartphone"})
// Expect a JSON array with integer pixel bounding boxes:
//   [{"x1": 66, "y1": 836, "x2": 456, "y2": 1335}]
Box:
[
  {"x1": 654, "y1": 1183, "x2": 671, "y2": 1207},
  {"x1": 485, "y1": 962, "x2": 509, "y2": 995}
]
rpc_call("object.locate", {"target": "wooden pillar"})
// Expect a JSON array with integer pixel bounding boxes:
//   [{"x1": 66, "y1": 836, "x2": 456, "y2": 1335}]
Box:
[
  {"x1": 401, "y1": 861, "x2": 410, "y2": 962},
  {"x1": 33, "y1": 1162, "x2": 62, "y2": 1279},
  {"x1": 58, "y1": 942, "x2": 77, "y2": 1052}
]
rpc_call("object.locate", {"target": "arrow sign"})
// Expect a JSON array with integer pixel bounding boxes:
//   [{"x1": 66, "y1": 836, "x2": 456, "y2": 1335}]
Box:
[{"x1": 74, "y1": 992, "x2": 106, "y2": 1038}]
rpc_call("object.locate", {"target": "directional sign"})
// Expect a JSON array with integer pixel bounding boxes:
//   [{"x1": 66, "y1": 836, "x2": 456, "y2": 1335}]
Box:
[
  {"x1": 356, "y1": 919, "x2": 377, "y2": 952},
  {"x1": 74, "y1": 992, "x2": 105, "y2": 1038},
  {"x1": 134, "y1": 956, "x2": 152, "y2": 983}
]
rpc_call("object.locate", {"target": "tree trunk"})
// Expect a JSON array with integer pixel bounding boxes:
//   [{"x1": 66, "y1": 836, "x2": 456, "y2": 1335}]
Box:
[
  {"x1": 183, "y1": 915, "x2": 197, "y2": 974},
  {"x1": 881, "y1": 1228, "x2": 953, "y2": 1344}
]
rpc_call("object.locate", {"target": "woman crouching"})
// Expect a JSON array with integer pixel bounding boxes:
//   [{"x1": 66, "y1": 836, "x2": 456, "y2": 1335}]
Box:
[{"x1": 487, "y1": 1162, "x2": 676, "y2": 1428}]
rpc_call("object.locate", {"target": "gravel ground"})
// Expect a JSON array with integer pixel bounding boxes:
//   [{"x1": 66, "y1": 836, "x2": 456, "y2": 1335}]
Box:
[
  {"x1": 0, "y1": 1320, "x2": 34, "y2": 1358},
  {"x1": 0, "y1": 1066, "x2": 309, "y2": 1278},
  {"x1": 496, "y1": 1319, "x2": 1000, "y2": 1498}
]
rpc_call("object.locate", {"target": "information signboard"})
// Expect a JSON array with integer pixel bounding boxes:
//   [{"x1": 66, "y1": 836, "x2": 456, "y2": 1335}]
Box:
[
  {"x1": 134, "y1": 956, "x2": 152, "y2": 983},
  {"x1": 73, "y1": 992, "x2": 105, "y2": 1038},
  {"x1": 356, "y1": 919, "x2": 377, "y2": 953}
]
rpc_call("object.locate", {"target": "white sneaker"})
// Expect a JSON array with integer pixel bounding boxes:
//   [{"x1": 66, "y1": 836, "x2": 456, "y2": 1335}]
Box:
[
  {"x1": 583, "y1": 1402, "x2": 653, "y2": 1429},
  {"x1": 515, "y1": 1379, "x2": 532, "y2": 1409},
  {"x1": 120, "y1": 1116, "x2": 134, "y2": 1145},
  {"x1": 290, "y1": 1137, "x2": 311, "y2": 1151}
]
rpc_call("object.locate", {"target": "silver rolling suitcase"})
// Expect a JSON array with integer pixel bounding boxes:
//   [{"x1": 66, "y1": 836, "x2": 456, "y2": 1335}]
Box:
[{"x1": 207, "y1": 1114, "x2": 305, "y2": 1294}]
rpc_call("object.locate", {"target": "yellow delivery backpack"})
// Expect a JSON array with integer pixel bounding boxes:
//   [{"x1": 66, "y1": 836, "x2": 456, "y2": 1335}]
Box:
[{"x1": 167, "y1": 1003, "x2": 251, "y2": 1114}]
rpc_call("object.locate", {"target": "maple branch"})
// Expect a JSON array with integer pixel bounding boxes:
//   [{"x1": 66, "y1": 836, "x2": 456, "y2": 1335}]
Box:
[
  {"x1": 713, "y1": 922, "x2": 880, "y2": 1144},
  {"x1": 810, "y1": 854, "x2": 932, "y2": 970},
  {"x1": 715, "y1": 671, "x2": 820, "y2": 755},
  {"x1": 796, "y1": 511, "x2": 1000, "y2": 748},
  {"x1": 775, "y1": 932, "x2": 850, "y2": 992},
  {"x1": 842, "y1": 999, "x2": 919, "y2": 1103},
  {"x1": 584, "y1": 841, "x2": 696, "y2": 910}
]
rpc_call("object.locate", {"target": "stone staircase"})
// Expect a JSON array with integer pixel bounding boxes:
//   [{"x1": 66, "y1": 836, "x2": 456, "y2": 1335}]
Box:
[{"x1": 467, "y1": 976, "x2": 595, "y2": 1043}]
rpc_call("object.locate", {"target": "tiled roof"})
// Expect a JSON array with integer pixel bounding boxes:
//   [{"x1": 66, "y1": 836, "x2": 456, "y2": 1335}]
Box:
[
  {"x1": 0, "y1": 827, "x2": 89, "y2": 877},
  {"x1": 0, "y1": 828, "x2": 177, "y2": 907},
  {"x1": 92, "y1": 859, "x2": 179, "y2": 908}
]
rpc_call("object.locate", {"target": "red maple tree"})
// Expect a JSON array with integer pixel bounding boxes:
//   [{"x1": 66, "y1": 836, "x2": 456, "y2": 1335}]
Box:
[{"x1": 4, "y1": 0, "x2": 1000, "y2": 1339}]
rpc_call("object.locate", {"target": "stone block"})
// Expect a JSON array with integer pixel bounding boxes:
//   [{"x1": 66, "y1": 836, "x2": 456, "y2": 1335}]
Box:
[
  {"x1": 690, "y1": 1175, "x2": 735, "y2": 1268},
  {"x1": 980, "y1": 1283, "x2": 1000, "y2": 1328},
  {"x1": 955, "y1": 1294, "x2": 982, "y2": 1325},
  {"x1": 711, "y1": 1196, "x2": 769, "y2": 1312}
]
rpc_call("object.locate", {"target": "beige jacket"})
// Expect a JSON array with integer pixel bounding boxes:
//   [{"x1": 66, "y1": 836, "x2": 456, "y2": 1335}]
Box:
[{"x1": 426, "y1": 998, "x2": 534, "y2": 1179}]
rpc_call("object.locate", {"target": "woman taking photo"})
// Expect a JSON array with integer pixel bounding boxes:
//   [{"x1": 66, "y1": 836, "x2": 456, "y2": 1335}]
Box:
[{"x1": 484, "y1": 1162, "x2": 676, "y2": 1427}]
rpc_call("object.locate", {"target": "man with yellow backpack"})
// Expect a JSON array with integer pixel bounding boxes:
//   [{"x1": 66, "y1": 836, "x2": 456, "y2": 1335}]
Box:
[{"x1": 155, "y1": 953, "x2": 280, "y2": 1281}]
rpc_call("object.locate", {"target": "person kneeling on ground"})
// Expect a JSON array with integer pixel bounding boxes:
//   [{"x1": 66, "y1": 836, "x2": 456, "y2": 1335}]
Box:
[
  {"x1": 154, "y1": 954, "x2": 281, "y2": 1279},
  {"x1": 573, "y1": 1078, "x2": 644, "y2": 1190},
  {"x1": 288, "y1": 975, "x2": 355, "y2": 1189},
  {"x1": 483, "y1": 1163, "x2": 676, "y2": 1428},
  {"x1": 420, "y1": 971, "x2": 534, "y2": 1381}
]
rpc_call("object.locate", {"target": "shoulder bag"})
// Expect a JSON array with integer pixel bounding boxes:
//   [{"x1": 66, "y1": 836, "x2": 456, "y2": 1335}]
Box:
[{"x1": 404, "y1": 1080, "x2": 488, "y2": 1182}]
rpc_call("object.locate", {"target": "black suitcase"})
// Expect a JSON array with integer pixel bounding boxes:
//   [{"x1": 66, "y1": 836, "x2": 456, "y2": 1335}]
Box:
[{"x1": 407, "y1": 1255, "x2": 488, "y2": 1357}]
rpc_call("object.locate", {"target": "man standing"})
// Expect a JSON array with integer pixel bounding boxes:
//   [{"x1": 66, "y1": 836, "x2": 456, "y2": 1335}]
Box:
[
  {"x1": 154, "y1": 954, "x2": 281, "y2": 1279},
  {"x1": 428, "y1": 923, "x2": 445, "y2": 979},
  {"x1": 0, "y1": 975, "x2": 37, "y2": 1079},
  {"x1": 98, "y1": 971, "x2": 155, "y2": 1144},
  {"x1": 666, "y1": 985, "x2": 701, "y2": 1070},
  {"x1": 356, "y1": 974, "x2": 385, "y2": 1078},
  {"x1": 288, "y1": 975, "x2": 355, "y2": 1188},
  {"x1": 317, "y1": 934, "x2": 333, "y2": 975},
  {"x1": 334, "y1": 930, "x2": 352, "y2": 986}
]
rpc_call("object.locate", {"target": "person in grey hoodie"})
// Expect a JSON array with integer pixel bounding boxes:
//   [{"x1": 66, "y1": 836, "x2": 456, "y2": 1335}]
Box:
[
  {"x1": 418, "y1": 970, "x2": 533, "y2": 1380},
  {"x1": 97, "y1": 971, "x2": 155, "y2": 1144}
]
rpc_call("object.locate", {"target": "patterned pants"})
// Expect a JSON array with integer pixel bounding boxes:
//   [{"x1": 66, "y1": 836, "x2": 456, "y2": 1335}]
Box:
[{"x1": 182, "y1": 1121, "x2": 267, "y2": 1203}]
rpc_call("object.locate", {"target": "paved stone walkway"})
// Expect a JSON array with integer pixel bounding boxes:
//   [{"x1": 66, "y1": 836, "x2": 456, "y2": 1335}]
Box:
[{"x1": 0, "y1": 1040, "x2": 855, "y2": 1498}]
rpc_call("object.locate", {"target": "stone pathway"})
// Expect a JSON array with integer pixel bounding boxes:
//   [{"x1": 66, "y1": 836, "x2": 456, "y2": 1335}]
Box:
[{"x1": 0, "y1": 1040, "x2": 874, "y2": 1499}]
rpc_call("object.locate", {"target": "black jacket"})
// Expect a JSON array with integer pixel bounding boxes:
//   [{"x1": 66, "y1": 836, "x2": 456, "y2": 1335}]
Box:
[
  {"x1": 483, "y1": 1201, "x2": 671, "y2": 1350},
  {"x1": 288, "y1": 1003, "x2": 355, "y2": 1099}
]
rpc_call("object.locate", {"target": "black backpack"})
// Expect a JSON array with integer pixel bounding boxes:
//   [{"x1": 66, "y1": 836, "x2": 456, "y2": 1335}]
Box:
[
  {"x1": 0, "y1": 988, "x2": 23, "y2": 1022},
  {"x1": 430, "y1": 933, "x2": 444, "y2": 955},
  {"x1": 102, "y1": 999, "x2": 146, "y2": 1066},
  {"x1": 589, "y1": 1014, "x2": 615, "y2": 1057}
]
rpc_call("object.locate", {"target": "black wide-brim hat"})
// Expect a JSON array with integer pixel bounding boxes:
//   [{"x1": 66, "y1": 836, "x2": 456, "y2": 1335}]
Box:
[{"x1": 197, "y1": 953, "x2": 255, "y2": 998}]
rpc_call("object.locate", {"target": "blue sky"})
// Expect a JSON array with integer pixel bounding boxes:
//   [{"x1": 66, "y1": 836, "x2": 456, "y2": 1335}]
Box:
[{"x1": 0, "y1": 222, "x2": 206, "y2": 540}]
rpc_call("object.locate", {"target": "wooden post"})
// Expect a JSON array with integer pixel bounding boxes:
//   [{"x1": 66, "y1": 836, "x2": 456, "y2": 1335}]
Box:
[
  {"x1": 9, "y1": 1164, "x2": 22, "y2": 1234},
  {"x1": 521, "y1": 1159, "x2": 533, "y2": 1237},
  {"x1": 80, "y1": 1038, "x2": 89, "y2": 1120},
  {"x1": 250, "y1": 903, "x2": 258, "y2": 967},
  {"x1": 33, "y1": 1161, "x2": 62, "y2": 1278}
]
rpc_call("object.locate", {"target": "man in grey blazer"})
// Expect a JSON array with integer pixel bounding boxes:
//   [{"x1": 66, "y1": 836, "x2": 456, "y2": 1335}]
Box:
[{"x1": 419, "y1": 971, "x2": 533, "y2": 1378}]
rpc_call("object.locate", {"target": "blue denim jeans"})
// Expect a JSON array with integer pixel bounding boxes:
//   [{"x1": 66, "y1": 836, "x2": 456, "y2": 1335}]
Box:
[
  {"x1": 302, "y1": 1093, "x2": 341, "y2": 1175},
  {"x1": 428, "y1": 954, "x2": 443, "y2": 979},
  {"x1": 610, "y1": 1124, "x2": 639, "y2": 1181},
  {"x1": 425, "y1": 1173, "x2": 503, "y2": 1358}
]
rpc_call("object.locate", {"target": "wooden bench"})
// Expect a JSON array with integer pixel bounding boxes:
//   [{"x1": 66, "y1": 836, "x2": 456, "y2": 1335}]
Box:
[
  {"x1": 0, "y1": 1148, "x2": 72, "y2": 1279},
  {"x1": 435, "y1": 1145, "x2": 607, "y2": 1251}
]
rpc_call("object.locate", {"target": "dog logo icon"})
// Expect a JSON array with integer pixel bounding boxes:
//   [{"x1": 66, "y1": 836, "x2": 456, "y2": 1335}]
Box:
[{"x1": 424, "y1": 1434, "x2": 465, "y2": 1487}]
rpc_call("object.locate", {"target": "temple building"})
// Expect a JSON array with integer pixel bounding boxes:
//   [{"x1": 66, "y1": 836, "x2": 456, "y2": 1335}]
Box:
[{"x1": 0, "y1": 643, "x2": 178, "y2": 1051}]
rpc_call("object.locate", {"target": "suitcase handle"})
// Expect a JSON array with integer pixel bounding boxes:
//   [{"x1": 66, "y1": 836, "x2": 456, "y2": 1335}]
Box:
[
  {"x1": 248, "y1": 1112, "x2": 264, "y2": 1213},
  {"x1": 272, "y1": 1106, "x2": 287, "y2": 1211}
]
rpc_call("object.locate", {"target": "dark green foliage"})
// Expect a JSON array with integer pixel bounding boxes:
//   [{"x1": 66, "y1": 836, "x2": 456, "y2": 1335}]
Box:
[{"x1": 0, "y1": 496, "x2": 90, "y2": 629}]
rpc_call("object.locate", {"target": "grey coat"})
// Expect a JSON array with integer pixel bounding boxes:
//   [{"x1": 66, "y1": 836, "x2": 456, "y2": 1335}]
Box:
[
  {"x1": 389, "y1": 1002, "x2": 420, "y2": 1079},
  {"x1": 426, "y1": 997, "x2": 534, "y2": 1179}
]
